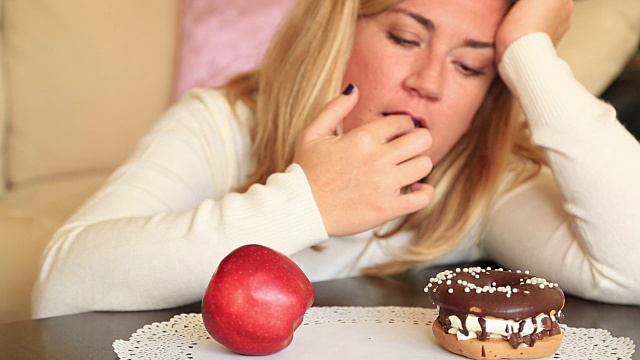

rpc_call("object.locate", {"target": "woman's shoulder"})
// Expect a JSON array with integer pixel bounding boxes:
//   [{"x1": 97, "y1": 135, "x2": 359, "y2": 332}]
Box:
[
  {"x1": 152, "y1": 87, "x2": 254, "y2": 133},
  {"x1": 174, "y1": 87, "x2": 253, "y2": 122}
]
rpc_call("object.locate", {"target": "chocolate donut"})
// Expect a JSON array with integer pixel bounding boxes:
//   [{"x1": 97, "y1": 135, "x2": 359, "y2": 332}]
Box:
[{"x1": 426, "y1": 267, "x2": 565, "y2": 359}]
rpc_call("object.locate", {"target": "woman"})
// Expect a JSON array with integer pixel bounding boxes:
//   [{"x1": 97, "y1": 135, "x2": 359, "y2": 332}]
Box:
[{"x1": 32, "y1": 0, "x2": 640, "y2": 318}]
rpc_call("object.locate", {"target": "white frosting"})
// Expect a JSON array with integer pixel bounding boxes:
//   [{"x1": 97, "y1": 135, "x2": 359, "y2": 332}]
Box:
[{"x1": 445, "y1": 311, "x2": 560, "y2": 341}]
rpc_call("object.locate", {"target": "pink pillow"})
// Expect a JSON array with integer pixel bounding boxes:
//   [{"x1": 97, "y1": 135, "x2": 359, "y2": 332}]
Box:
[{"x1": 172, "y1": 0, "x2": 295, "y2": 101}]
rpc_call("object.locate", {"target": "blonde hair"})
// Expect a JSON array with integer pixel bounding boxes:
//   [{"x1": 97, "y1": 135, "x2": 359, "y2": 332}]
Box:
[{"x1": 225, "y1": 0, "x2": 545, "y2": 275}]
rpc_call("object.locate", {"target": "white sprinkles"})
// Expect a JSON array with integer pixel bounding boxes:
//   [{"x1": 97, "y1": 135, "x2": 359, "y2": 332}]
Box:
[{"x1": 424, "y1": 267, "x2": 559, "y2": 297}]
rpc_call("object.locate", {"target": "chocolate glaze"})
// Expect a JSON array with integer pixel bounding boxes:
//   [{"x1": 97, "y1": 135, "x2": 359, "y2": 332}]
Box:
[
  {"x1": 427, "y1": 267, "x2": 565, "y2": 349},
  {"x1": 428, "y1": 268, "x2": 564, "y2": 321},
  {"x1": 478, "y1": 317, "x2": 488, "y2": 340}
]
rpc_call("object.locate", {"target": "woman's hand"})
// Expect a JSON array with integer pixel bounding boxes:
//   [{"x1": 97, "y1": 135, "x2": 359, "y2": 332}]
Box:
[
  {"x1": 496, "y1": 0, "x2": 574, "y2": 64},
  {"x1": 293, "y1": 86, "x2": 435, "y2": 237}
]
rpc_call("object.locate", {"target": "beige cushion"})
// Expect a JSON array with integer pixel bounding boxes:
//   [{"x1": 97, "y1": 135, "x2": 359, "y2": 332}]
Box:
[
  {"x1": 0, "y1": 1, "x2": 6, "y2": 196},
  {"x1": 4, "y1": 0, "x2": 178, "y2": 186},
  {"x1": 0, "y1": 171, "x2": 109, "y2": 323},
  {"x1": 558, "y1": 0, "x2": 640, "y2": 95}
]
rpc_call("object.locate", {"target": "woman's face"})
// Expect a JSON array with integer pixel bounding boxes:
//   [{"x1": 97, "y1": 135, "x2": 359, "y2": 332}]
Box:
[{"x1": 342, "y1": 0, "x2": 509, "y2": 164}]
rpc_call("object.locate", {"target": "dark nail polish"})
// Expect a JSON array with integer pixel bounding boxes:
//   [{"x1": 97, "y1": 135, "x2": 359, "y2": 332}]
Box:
[
  {"x1": 342, "y1": 83, "x2": 355, "y2": 95},
  {"x1": 412, "y1": 118, "x2": 423, "y2": 128}
]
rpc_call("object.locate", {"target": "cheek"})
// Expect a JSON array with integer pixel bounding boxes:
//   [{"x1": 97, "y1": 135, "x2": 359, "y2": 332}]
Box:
[
  {"x1": 342, "y1": 63, "x2": 407, "y2": 133},
  {"x1": 342, "y1": 28, "x2": 406, "y2": 133},
  {"x1": 341, "y1": 48, "x2": 372, "y2": 133},
  {"x1": 342, "y1": 114, "x2": 365, "y2": 134},
  {"x1": 431, "y1": 83, "x2": 491, "y2": 163},
  {"x1": 341, "y1": 68, "x2": 387, "y2": 133},
  {"x1": 447, "y1": 77, "x2": 494, "y2": 131}
]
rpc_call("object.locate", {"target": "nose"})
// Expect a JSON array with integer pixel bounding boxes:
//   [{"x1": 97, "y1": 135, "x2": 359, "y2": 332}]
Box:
[{"x1": 403, "y1": 51, "x2": 445, "y2": 100}]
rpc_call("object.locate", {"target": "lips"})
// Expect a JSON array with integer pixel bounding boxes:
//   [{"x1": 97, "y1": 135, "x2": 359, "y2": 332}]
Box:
[{"x1": 382, "y1": 112, "x2": 427, "y2": 129}]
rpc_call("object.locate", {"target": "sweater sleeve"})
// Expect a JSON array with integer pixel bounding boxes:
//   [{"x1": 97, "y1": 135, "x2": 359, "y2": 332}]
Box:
[
  {"x1": 483, "y1": 33, "x2": 640, "y2": 305},
  {"x1": 31, "y1": 89, "x2": 328, "y2": 318}
]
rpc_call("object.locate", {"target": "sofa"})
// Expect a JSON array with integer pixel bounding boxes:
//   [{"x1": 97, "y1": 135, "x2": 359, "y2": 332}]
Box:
[{"x1": 1, "y1": 0, "x2": 639, "y2": 324}]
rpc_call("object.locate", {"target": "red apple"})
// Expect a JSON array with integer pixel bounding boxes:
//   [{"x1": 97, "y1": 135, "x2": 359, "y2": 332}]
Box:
[{"x1": 201, "y1": 244, "x2": 315, "y2": 355}]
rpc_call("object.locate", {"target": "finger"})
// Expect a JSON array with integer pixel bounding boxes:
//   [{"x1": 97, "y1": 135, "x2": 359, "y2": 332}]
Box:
[
  {"x1": 394, "y1": 155, "x2": 434, "y2": 189},
  {"x1": 304, "y1": 84, "x2": 359, "y2": 139},
  {"x1": 362, "y1": 115, "x2": 417, "y2": 143},
  {"x1": 401, "y1": 182, "x2": 435, "y2": 213},
  {"x1": 385, "y1": 128, "x2": 433, "y2": 165}
]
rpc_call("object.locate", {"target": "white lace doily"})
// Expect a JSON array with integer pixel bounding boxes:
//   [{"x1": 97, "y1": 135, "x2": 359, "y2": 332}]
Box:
[{"x1": 113, "y1": 307, "x2": 635, "y2": 359}]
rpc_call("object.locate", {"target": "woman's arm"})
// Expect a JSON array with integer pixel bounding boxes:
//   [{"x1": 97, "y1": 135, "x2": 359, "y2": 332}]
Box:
[
  {"x1": 31, "y1": 89, "x2": 328, "y2": 318},
  {"x1": 484, "y1": 33, "x2": 640, "y2": 305}
]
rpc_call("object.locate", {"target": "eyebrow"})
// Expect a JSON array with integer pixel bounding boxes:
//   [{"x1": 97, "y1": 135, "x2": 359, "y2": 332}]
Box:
[
  {"x1": 388, "y1": 8, "x2": 495, "y2": 50},
  {"x1": 389, "y1": 8, "x2": 435, "y2": 31}
]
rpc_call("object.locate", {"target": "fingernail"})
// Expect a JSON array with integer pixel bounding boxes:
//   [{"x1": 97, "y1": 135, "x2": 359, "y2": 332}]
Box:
[
  {"x1": 412, "y1": 118, "x2": 423, "y2": 128},
  {"x1": 342, "y1": 83, "x2": 355, "y2": 95}
]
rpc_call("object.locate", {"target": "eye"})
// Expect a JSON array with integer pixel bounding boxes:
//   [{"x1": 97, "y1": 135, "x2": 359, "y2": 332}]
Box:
[
  {"x1": 387, "y1": 32, "x2": 420, "y2": 48},
  {"x1": 456, "y1": 62, "x2": 485, "y2": 77}
]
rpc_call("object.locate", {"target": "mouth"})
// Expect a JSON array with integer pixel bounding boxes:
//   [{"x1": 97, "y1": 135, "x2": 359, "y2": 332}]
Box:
[{"x1": 382, "y1": 111, "x2": 427, "y2": 129}]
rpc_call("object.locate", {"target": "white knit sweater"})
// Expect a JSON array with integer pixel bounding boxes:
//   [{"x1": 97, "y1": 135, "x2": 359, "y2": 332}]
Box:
[{"x1": 32, "y1": 33, "x2": 640, "y2": 318}]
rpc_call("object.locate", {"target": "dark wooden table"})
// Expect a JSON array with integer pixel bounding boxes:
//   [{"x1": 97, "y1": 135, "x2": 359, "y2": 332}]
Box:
[{"x1": 1, "y1": 265, "x2": 638, "y2": 359}]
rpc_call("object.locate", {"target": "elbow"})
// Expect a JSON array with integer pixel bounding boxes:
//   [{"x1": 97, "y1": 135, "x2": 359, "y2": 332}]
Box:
[{"x1": 562, "y1": 260, "x2": 640, "y2": 306}]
